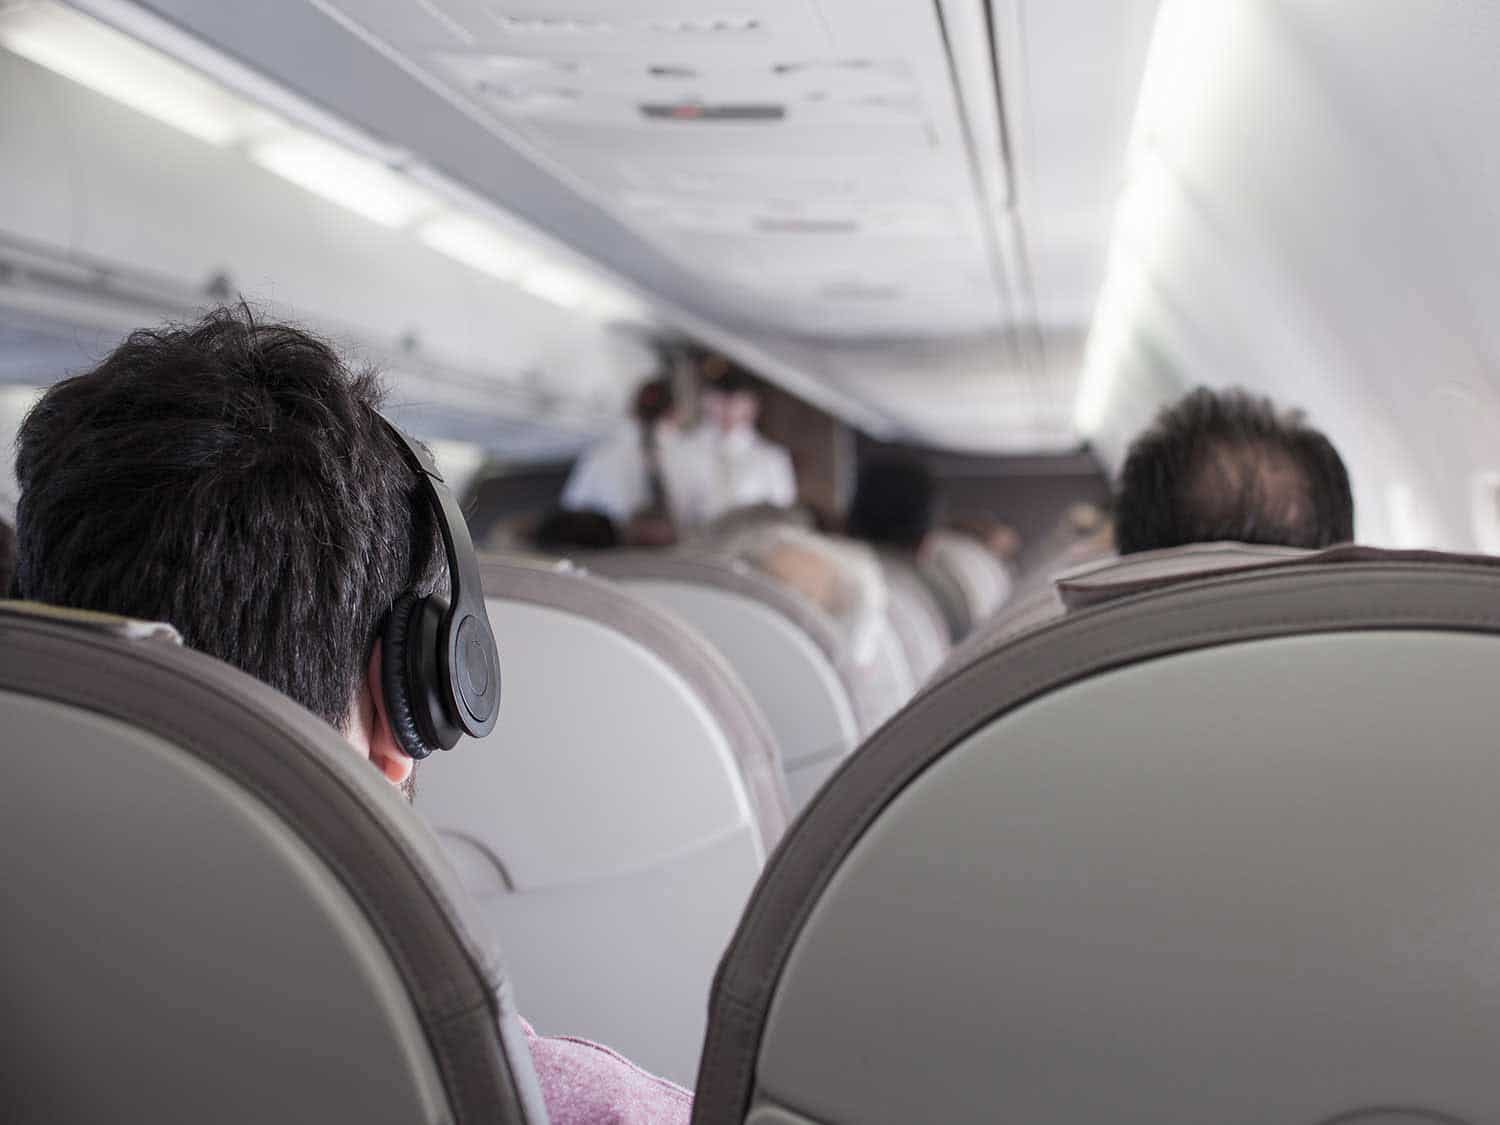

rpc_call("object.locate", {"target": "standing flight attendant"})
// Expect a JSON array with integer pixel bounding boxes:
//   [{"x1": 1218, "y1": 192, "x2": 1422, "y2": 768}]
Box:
[{"x1": 671, "y1": 367, "x2": 796, "y2": 529}]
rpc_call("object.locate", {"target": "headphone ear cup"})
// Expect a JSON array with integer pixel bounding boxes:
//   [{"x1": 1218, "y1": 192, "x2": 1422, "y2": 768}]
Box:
[{"x1": 381, "y1": 592, "x2": 431, "y2": 760}]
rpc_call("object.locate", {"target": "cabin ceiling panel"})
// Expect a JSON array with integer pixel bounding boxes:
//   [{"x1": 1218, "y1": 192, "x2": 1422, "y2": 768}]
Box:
[
  {"x1": 88, "y1": 0, "x2": 1161, "y2": 451},
  {"x1": 317, "y1": 0, "x2": 1003, "y2": 340}
]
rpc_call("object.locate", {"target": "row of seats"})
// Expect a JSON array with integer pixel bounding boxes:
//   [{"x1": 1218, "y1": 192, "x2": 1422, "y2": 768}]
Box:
[
  {"x1": 400, "y1": 529, "x2": 1011, "y2": 1081},
  {"x1": 13, "y1": 544, "x2": 1500, "y2": 1122}
]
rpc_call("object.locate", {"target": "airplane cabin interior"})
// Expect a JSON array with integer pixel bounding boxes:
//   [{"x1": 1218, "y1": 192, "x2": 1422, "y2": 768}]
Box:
[{"x1": 4, "y1": 2, "x2": 1500, "y2": 1123}]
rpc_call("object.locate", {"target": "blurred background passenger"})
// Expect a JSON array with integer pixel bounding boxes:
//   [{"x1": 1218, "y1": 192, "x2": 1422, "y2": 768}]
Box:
[
  {"x1": 671, "y1": 365, "x2": 796, "y2": 529},
  {"x1": 947, "y1": 512, "x2": 1022, "y2": 566},
  {"x1": 532, "y1": 507, "x2": 621, "y2": 553},
  {"x1": 846, "y1": 455, "x2": 938, "y2": 557},
  {"x1": 1114, "y1": 387, "x2": 1355, "y2": 555},
  {"x1": 717, "y1": 519, "x2": 888, "y2": 670},
  {"x1": 561, "y1": 375, "x2": 683, "y2": 544}
]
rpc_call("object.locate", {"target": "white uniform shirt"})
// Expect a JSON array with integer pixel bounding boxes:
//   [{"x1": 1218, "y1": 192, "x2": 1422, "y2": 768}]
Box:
[
  {"x1": 560, "y1": 423, "x2": 669, "y2": 523},
  {"x1": 667, "y1": 426, "x2": 797, "y2": 529}
]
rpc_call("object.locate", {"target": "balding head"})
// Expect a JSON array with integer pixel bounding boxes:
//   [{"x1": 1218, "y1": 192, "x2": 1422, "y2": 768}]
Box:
[{"x1": 1114, "y1": 387, "x2": 1354, "y2": 555}]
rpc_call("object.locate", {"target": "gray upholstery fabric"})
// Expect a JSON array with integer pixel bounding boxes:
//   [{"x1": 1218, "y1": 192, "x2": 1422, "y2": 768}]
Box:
[
  {"x1": 691, "y1": 549, "x2": 1500, "y2": 1124},
  {"x1": 478, "y1": 555, "x2": 790, "y2": 842},
  {"x1": 0, "y1": 603, "x2": 547, "y2": 1125}
]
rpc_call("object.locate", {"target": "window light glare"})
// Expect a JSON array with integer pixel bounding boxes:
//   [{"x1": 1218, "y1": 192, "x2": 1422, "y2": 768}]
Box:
[
  {"x1": 250, "y1": 132, "x2": 437, "y2": 228},
  {"x1": 0, "y1": 2, "x2": 254, "y2": 146},
  {"x1": 417, "y1": 213, "x2": 534, "y2": 280}
]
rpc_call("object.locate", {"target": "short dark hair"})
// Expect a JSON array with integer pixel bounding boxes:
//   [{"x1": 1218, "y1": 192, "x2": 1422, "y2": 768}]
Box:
[
  {"x1": 705, "y1": 367, "x2": 758, "y2": 397},
  {"x1": 14, "y1": 305, "x2": 442, "y2": 728},
  {"x1": 1114, "y1": 387, "x2": 1354, "y2": 555},
  {"x1": 632, "y1": 377, "x2": 675, "y2": 426},
  {"x1": 847, "y1": 455, "x2": 937, "y2": 551}
]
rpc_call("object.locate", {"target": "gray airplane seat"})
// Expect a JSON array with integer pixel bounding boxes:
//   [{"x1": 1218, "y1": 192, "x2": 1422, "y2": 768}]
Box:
[
  {"x1": 416, "y1": 556, "x2": 790, "y2": 1086},
  {"x1": 918, "y1": 529, "x2": 1014, "y2": 640},
  {"x1": 875, "y1": 555, "x2": 950, "y2": 687},
  {"x1": 584, "y1": 551, "x2": 863, "y2": 809},
  {"x1": 692, "y1": 547, "x2": 1500, "y2": 1125},
  {"x1": 0, "y1": 601, "x2": 545, "y2": 1125}
]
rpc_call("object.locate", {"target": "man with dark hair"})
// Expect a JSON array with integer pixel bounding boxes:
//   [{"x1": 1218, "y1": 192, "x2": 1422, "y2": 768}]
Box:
[
  {"x1": 1113, "y1": 387, "x2": 1355, "y2": 555},
  {"x1": 13, "y1": 306, "x2": 690, "y2": 1125},
  {"x1": 846, "y1": 455, "x2": 938, "y2": 553}
]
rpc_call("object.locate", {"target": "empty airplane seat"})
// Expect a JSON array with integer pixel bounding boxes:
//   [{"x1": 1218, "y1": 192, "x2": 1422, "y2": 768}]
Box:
[
  {"x1": 417, "y1": 556, "x2": 789, "y2": 1086},
  {"x1": 875, "y1": 555, "x2": 950, "y2": 687},
  {"x1": 917, "y1": 529, "x2": 1014, "y2": 640},
  {"x1": 583, "y1": 551, "x2": 863, "y2": 809},
  {"x1": 0, "y1": 602, "x2": 545, "y2": 1125},
  {"x1": 692, "y1": 548, "x2": 1500, "y2": 1124}
]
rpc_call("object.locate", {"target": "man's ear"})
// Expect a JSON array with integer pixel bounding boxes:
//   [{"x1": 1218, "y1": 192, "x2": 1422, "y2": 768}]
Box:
[{"x1": 365, "y1": 644, "x2": 415, "y2": 786}]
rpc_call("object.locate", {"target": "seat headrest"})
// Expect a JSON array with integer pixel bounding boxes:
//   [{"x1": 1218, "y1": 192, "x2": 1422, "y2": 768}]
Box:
[
  {"x1": 1054, "y1": 542, "x2": 1500, "y2": 610},
  {"x1": 0, "y1": 599, "x2": 182, "y2": 643}
]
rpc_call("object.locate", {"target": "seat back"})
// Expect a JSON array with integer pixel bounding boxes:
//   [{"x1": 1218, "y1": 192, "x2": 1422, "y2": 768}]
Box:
[
  {"x1": 0, "y1": 603, "x2": 544, "y2": 1125},
  {"x1": 417, "y1": 556, "x2": 788, "y2": 1085},
  {"x1": 585, "y1": 551, "x2": 861, "y2": 809},
  {"x1": 876, "y1": 555, "x2": 950, "y2": 687},
  {"x1": 918, "y1": 530, "x2": 1013, "y2": 638},
  {"x1": 693, "y1": 550, "x2": 1500, "y2": 1125}
]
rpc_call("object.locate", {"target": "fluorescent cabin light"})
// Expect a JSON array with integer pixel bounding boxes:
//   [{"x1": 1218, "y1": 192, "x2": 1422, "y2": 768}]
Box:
[
  {"x1": 418, "y1": 213, "x2": 535, "y2": 280},
  {"x1": 1074, "y1": 257, "x2": 1149, "y2": 436},
  {"x1": 520, "y1": 264, "x2": 588, "y2": 308},
  {"x1": 250, "y1": 131, "x2": 437, "y2": 228},
  {"x1": 0, "y1": 3, "x2": 264, "y2": 146}
]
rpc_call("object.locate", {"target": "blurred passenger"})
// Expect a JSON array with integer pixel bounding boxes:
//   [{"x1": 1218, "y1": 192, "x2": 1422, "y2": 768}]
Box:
[
  {"x1": 532, "y1": 507, "x2": 620, "y2": 553},
  {"x1": 846, "y1": 455, "x2": 938, "y2": 556},
  {"x1": 948, "y1": 512, "x2": 1022, "y2": 564},
  {"x1": 1115, "y1": 387, "x2": 1354, "y2": 554},
  {"x1": 719, "y1": 521, "x2": 887, "y2": 668},
  {"x1": 12, "y1": 307, "x2": 690, "y2": 1125},
  {"x1": 562, "y1": 376, "x2": 683, "y2": 539},
  {"x1": 671, "y1": 367, "x2": 796, "y2": 528}
]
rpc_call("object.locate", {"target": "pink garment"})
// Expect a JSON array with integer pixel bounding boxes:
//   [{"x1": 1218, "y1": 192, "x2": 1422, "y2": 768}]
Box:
[{"x1": 522, "y1": 1019, "x2": 693, "y2": 1125}]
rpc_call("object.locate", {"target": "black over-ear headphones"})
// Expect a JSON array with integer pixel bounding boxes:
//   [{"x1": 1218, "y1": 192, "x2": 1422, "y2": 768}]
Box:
[{"x1": 379, "y1": 417, "x2": 500, "y2": 759}]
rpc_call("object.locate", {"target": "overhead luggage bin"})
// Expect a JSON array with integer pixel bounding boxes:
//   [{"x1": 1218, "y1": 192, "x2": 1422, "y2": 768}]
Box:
[
  {"x1": 585, "y1": 551, "x2": 864, "y2": 808},
  {"x1": 0, "y1": 601, "x2": 545, "y2": 1125},
  {"x1": 692, "y1": 548, "x2": 1500, "y2": 1125},
  {"x1": 418, "y1": 556, "x2": 789, "y2": 1085}
]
